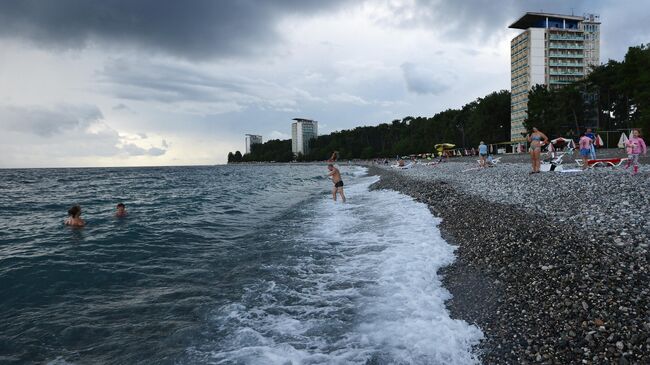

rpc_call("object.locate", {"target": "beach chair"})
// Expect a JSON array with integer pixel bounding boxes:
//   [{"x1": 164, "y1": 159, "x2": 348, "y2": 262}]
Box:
[
  {"x1": 476, "y1": 156, "x2": 501, "y2": 167},
  {"x1": 575, "y1": 157, "x2": 628, "y2": 168}
]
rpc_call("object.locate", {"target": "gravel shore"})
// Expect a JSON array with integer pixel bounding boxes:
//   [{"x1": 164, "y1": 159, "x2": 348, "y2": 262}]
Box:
[{"x1": 367, "y1": 161, "x2": 650, "y2": 364}]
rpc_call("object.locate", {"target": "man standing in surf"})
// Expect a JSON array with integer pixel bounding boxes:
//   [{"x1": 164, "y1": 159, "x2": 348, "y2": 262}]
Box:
[{"x1": 327, "y1": 164, "x2": 346, "y2": 203}]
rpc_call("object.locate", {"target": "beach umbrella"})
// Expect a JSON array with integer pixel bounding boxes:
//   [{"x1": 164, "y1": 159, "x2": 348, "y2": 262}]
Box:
[
  {"x1": 595, "y1": 134, "x2": 604, "y2": 147},
  {"x1": 618, "y1": 132, "x2": 628, "y2": 148}
]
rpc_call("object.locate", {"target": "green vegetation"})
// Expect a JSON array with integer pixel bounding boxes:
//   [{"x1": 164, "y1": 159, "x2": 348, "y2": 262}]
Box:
[
  {"x1": 525, "y1": 44, "x2": 650, "y2": 138},
  {"x1": 228, "y1": 44, "x2": 649, "y2": 162},
  {"x1": 228, "y1": 90, "x2": 510, "y2": 162}
]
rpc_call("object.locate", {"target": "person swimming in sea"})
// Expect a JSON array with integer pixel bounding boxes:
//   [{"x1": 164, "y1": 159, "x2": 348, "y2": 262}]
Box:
[
  {"x1": 115, "y1": 203, "x2": 127, "y2": 217},
  {"x1": 64, "y1": 205, "x2": 85, "y2": 227},
  {"x1": 327, "y1": 164, "x2": 346, "y2": 203}
]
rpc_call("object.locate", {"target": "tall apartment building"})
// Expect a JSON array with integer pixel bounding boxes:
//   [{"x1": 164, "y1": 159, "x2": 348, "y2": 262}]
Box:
[
  {"x1": 291, "y1": 118, "x2": 318, "y2": 156},
  {"x1": 244, "y1": 134, "x2": 263, "y2": 154},
  {"x1": 509, "y1": 12, "x2": 600, "y2": 140}
]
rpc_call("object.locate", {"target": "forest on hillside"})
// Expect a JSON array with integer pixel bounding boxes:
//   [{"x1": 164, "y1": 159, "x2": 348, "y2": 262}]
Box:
[{"x1": 228, "y1": 44, "x2": 650, "y2": 163}]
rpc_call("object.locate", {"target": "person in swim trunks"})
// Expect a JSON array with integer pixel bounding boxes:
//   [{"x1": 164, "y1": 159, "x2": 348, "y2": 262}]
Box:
[{"x1": 327, "y1": 164, "x2": 346, "y2": 203}]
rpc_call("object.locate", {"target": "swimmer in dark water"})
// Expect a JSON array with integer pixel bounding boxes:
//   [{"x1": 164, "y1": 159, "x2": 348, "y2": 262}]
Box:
[
  {"x1": 64, "y1": 205, "x2": 85, "y2": 227},
  {"x1": 115, "y1": 203, "x2": 127, "y2": 217},
  {"x1": 327, "y1": 164, "x2": 346, "y2": 203}
]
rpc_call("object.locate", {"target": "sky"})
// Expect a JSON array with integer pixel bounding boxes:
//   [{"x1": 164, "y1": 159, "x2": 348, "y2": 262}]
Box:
[{"x1": 0, "y1": 0, "x2": 648, "y2": 167}]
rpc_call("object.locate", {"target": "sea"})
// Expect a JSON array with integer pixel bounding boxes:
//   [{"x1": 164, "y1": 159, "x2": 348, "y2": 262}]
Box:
[{"x1": 0, "y1": 164, "x2": 483, "y2": 365}]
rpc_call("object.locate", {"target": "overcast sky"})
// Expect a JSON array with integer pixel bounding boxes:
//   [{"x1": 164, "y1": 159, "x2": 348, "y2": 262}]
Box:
[{"x1": 1, "y1": 0, "x2": 648, "y2": 167}]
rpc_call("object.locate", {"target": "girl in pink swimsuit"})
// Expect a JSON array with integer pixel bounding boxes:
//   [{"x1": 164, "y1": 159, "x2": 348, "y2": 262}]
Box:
[{"x1": 625, "y1": 129, "x2": 647, "y2": 175}]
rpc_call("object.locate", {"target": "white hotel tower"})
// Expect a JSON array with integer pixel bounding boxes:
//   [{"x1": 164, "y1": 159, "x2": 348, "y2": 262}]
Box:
[
  {"x1": 291, "y1": 118, "x2": 318, "y2": 156},
  {"x1": 509, "y1": 12, "x2": 600, "y2": 140}
]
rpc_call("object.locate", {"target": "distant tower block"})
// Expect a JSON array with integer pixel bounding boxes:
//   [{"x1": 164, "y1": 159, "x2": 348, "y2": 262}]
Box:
[
  {"x1": 509, "y1": 12, "x2": 601, "y2": 141},
  {"x1": 291, "y1": 118, "x2": 318, "y2": 156},
  {"x1": 245, "y1": 134, "x2": 263, "y2": 154}
]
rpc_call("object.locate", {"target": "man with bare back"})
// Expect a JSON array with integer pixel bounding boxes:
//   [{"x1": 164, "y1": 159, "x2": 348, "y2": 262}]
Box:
[{"x1": 327, "y1": 164, "x2": 346, "y2": 203}]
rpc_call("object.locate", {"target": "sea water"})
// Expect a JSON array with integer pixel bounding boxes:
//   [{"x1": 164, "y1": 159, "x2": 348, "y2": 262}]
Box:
[{"x1": 0, "y1": 165, "x2": 482, "y2": 364}]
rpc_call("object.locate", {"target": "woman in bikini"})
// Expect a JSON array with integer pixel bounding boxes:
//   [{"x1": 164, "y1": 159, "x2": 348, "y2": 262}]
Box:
[{"x1": 527, "y1": 127, "x2": 549, "y2": 174}]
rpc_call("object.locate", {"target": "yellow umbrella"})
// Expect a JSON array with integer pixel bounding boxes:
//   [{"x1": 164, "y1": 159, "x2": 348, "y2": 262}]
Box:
[{"x1": 434, "y1": 143, "x2": 455, "y2": 155}]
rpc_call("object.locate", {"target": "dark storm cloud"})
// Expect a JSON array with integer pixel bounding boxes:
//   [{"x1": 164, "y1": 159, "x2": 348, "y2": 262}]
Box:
[
  {"x1": 0, "y1": 0, "x2": 351, "y2": 59},
  {"x1": 386, "y1": 0, "x2": 590, "y2": 38}
]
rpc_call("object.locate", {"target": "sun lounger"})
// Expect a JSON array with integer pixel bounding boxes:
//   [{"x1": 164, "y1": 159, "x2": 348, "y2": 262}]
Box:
[
  {"x1": 476, "y1": 157, "x2": 501, "y2": 167},
  {"x1": 575, "y1": 157, "x2": 628, "y2": 168}
]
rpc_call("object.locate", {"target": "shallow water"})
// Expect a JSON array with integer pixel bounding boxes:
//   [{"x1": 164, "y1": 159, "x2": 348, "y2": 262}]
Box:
[{"x1": 0, "y1": 165, "x2": 482, "y2": 364}]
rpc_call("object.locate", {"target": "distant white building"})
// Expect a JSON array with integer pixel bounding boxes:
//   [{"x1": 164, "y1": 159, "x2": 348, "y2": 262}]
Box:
[
  {"x1": 291, "y1": 118, "x2": 318, "y2": 156},
  {"x1": 245, "y1": 134, "x2": 263, "y2": 154}
]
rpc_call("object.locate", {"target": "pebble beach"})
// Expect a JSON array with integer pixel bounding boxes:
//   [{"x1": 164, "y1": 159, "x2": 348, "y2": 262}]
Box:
[{"x1": 367, "y1": 154, "x2": 650, "y2": 364}]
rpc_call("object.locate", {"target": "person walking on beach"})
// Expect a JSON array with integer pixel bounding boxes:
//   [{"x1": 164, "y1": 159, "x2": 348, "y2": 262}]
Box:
[
  {"x1": 585, "y1": 128, "x2": 597, "y2": 159},
  {"x1": 115, "y1": 203, "x2": 128, "y2": 217},
  {"x1": 327, "y1": 164, "x2": 346, "y2": 203},
  {"x1": 625, "y1": 128, "x2": 647, "y2": 175},
  {"x1": 64, "y1": 205, "x2": 85, "y2": 227},
  {"x1": 527, "y1": 127, "x2": 549, "y2": 174},
  {"x1": 579, "y1": 132, "x2": 592, "y2": 170},
  {"x1": 478, "y1": 141, "x2": 488, "y2": 168}
]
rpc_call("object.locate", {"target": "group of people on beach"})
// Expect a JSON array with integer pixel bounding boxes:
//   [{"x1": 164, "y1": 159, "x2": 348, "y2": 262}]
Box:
[
  {"x1": 64, "y1": 203, "x2": 127, "y2": 227},
  {"x1": 527, "y1": 127, "x2": 646, "y2": 174}
]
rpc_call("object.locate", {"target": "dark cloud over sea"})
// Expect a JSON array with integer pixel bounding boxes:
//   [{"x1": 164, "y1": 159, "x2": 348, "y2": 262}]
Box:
[{"x1": 0, "y1": 0, "x2": 352, "y2": 59}]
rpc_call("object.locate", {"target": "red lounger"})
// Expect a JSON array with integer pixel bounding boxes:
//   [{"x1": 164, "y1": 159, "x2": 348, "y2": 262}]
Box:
[{"x1": 575, "y1": 158, "x2": 628, "y2": 168}]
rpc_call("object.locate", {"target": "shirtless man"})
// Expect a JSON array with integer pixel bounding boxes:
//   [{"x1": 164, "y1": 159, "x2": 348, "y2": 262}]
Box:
[{"x1": 327, "y1": 164, "x2": 346, "y2": 203}]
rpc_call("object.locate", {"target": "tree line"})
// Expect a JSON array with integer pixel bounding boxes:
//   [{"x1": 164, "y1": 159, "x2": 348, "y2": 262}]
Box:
[
  {"x1": 228, "y1": 44, "x2": 649, "y2": 162},
  {"x1": 228, "y1": 90, "x2": 510, "y2": 162},
  {"x1": 524, "y1": 44, "x2": 650, "y2": 142}
]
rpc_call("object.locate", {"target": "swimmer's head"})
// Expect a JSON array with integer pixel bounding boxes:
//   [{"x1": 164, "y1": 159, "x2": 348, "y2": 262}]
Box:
[
  {"x1": 327, "y1": 164, "x2": 334, "y2": 170},
  {"x1": 117, "y1": 203, "x2": 125, "y2": 209},
  {"x1": 68, "y1": 205, "x2": 81, "y2": 217}
]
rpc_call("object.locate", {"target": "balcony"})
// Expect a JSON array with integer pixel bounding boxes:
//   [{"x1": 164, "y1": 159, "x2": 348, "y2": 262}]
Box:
[
  {"x1": 549, "y1": 34, "x2": 584, "y2": 41},
  {"x1": 549, "y1": 70, "x2": 584, "y2": 76},
  {"x1": 549, "y1": 61, "x2": 584, "y2": 67},
  {"x1": 549, "y1": 79, "x2": 577, "y2": 85},
  {"x1": 549, "y1": 43, "x2": 584, "y2": 50},
  {"x1": 549, "y1": 53, "x2": 584, "y2": 58}
]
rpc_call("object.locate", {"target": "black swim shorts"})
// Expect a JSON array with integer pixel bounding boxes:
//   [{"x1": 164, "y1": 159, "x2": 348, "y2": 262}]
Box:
[{"x1": 334, "y1": 181, "x2": 344, "y2": 188}]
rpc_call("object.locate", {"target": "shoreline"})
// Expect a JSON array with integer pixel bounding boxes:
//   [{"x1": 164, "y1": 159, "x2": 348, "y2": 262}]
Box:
[{"x1": 367, "y1": 165, "x2": 650, "y2": 364}]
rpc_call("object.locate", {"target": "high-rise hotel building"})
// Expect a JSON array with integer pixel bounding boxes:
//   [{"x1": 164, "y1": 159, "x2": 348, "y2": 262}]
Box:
[
  {"x1": 291, "y1": 118, "x2": 318, "y2": 156},
  {"x1": 509, "y1": 12, "x2": 600, "y2": 140},
  {"x1": 244, "y1": 134, "x2": 263, "y2": 154}
]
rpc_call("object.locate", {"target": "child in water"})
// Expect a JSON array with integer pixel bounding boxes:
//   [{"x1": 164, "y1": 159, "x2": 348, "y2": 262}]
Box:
[
  {"x1": 64, "y1": 205, "x2": 85, "y2": 227},
  {"x1": 625, "y1": 128, "x2": 647, "y2": 175},
  {"x1": 115, "y1": 203, "x2": 127, "y2": 217}
]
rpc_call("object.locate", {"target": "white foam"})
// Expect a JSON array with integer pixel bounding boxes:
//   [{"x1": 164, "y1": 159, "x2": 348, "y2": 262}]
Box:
[{"x1": 200, "y1": 175, "x2": 483, "y2": 364}]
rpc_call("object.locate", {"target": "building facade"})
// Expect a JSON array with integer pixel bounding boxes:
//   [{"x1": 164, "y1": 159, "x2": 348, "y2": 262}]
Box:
[
  {"x1": 291, "y1": 118, "x2": 318, "y2": 156},
  {"x1": 509, "y1": 12, "x2": 601, "y2": 140},
  {"x1": 244, "y1": 134, "x2": 263, "y2": 154}
]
